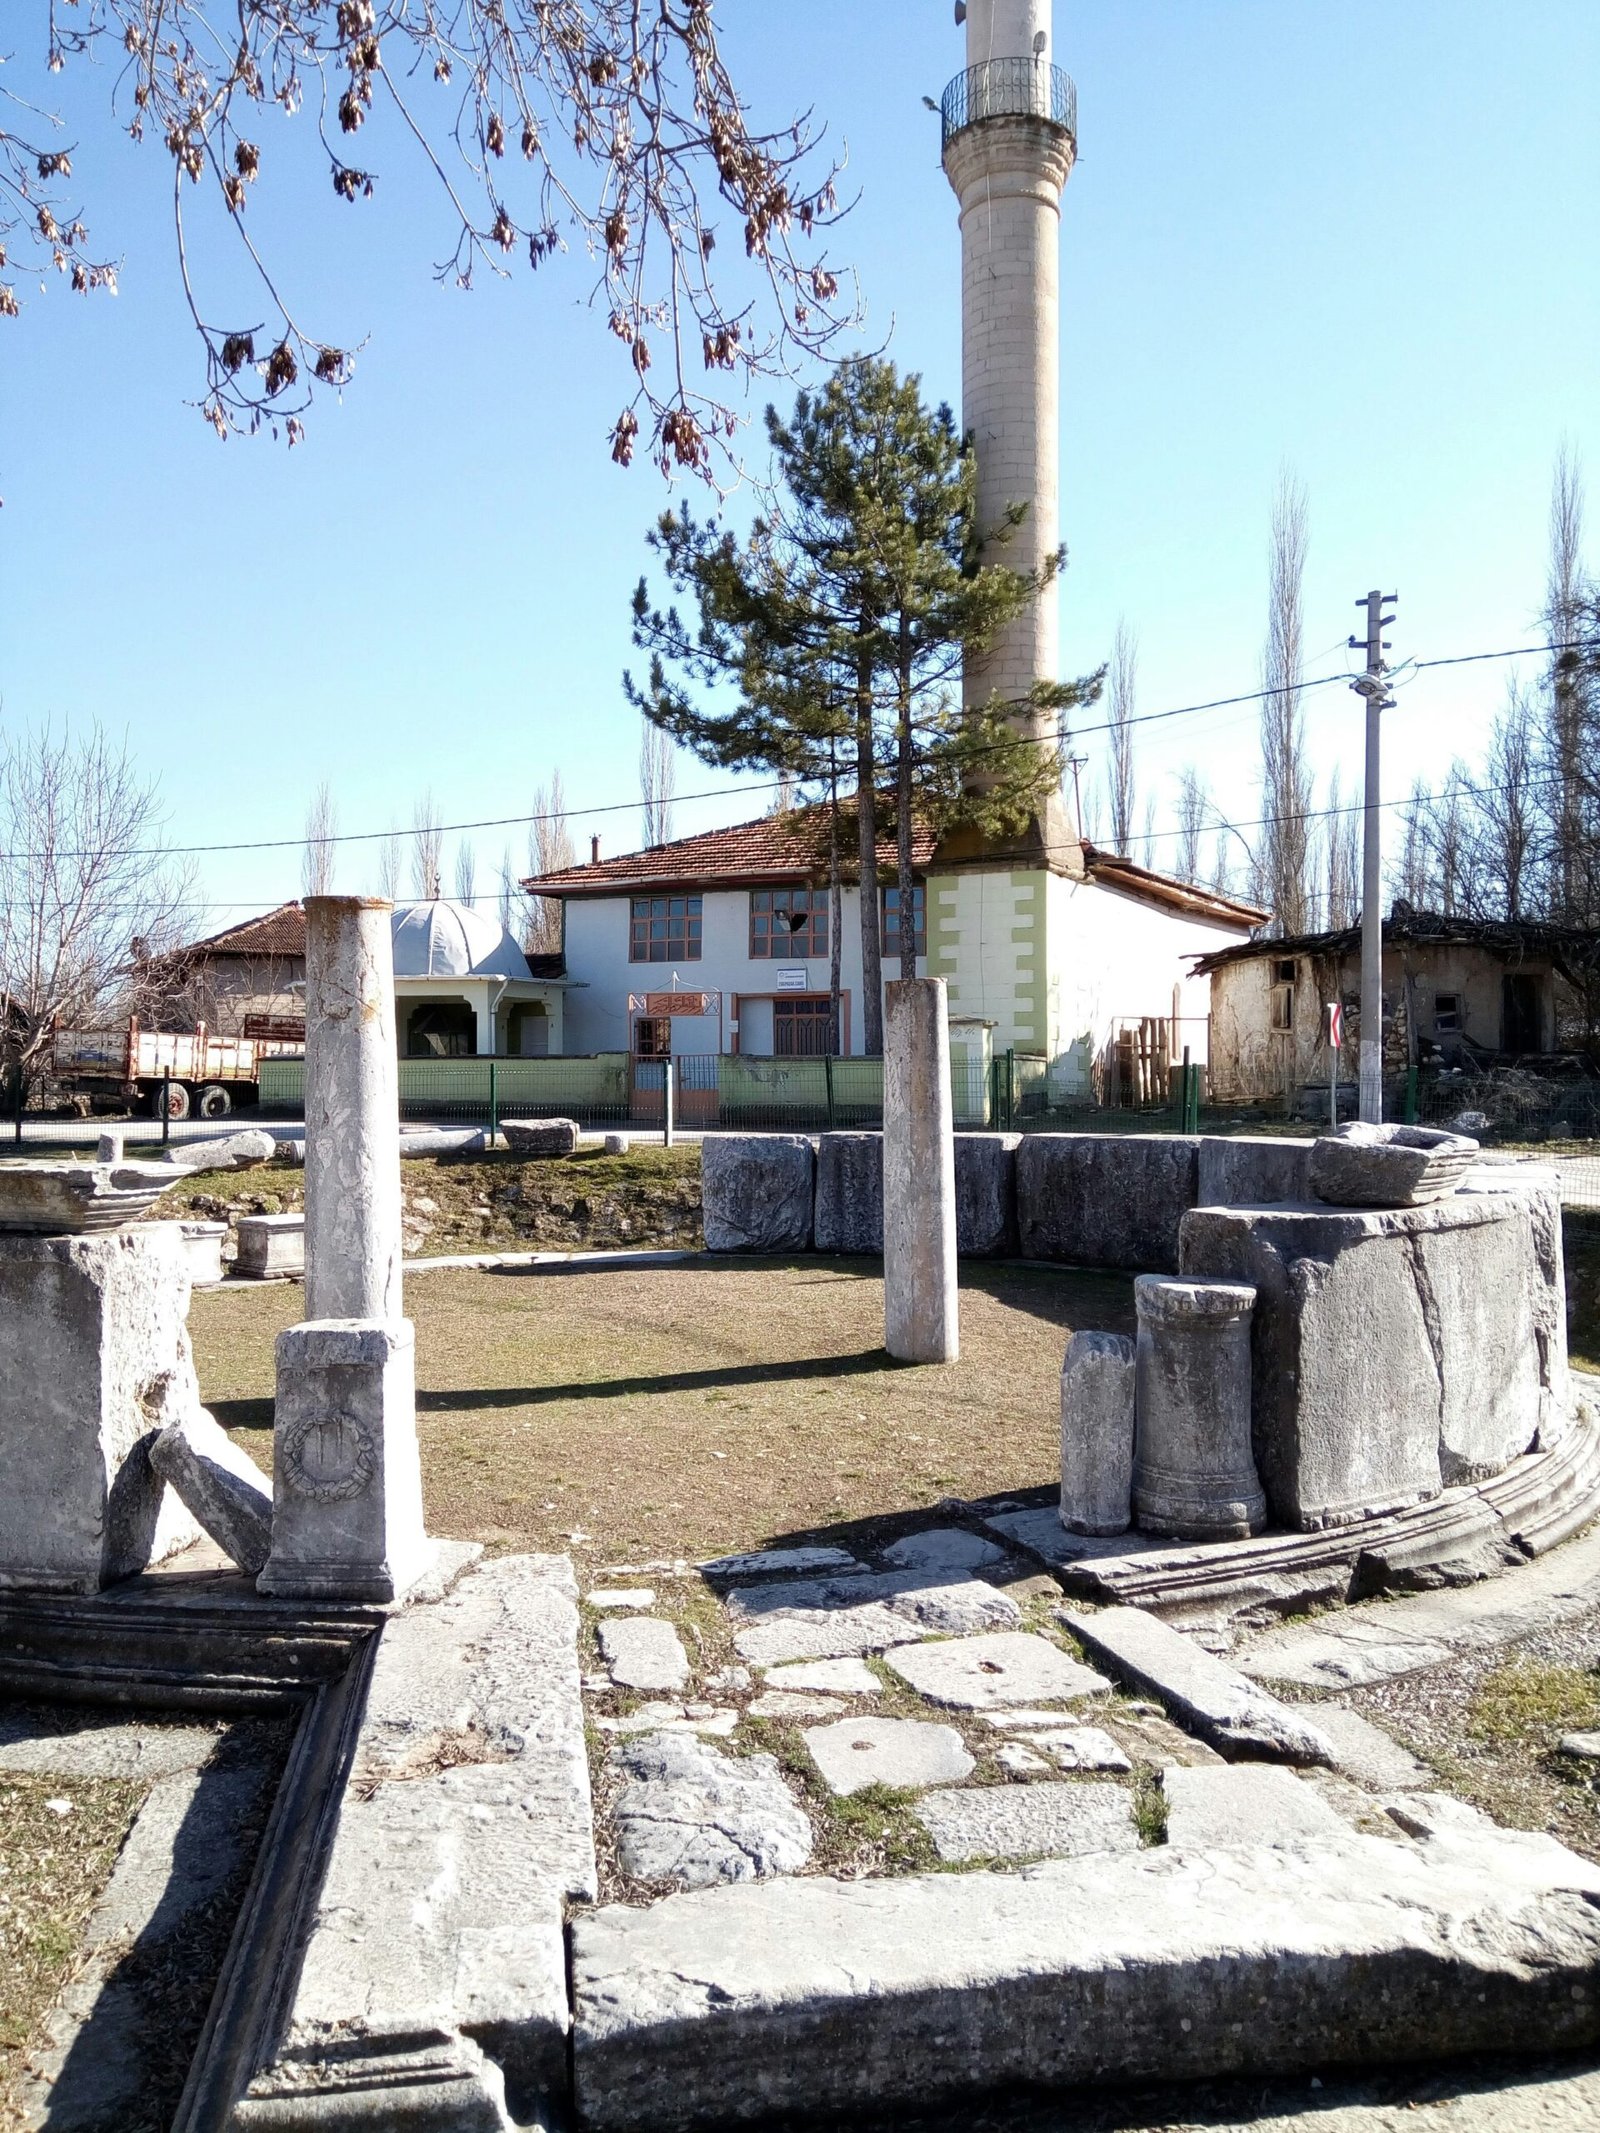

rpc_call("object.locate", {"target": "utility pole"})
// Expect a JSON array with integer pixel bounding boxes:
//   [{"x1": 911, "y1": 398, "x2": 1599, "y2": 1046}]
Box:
[{"x1": 1349, "y1": 590, "x2": 1397, "y2": 1123}]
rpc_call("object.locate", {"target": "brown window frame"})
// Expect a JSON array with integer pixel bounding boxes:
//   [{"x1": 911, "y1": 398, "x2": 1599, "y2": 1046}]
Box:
[
  {"x1": 749, "y1": 885, "x2": 829, "y2": 960},
  {"x1": 881, "y1": 882, "x2": 927, "y2": 962},
  {"x1": 629, "y1": 894, "x2": 703, "y2": 964},
  {"x1": 773, "y1": 995, "x2": 835, "y2": 1057},
  {"x1": 633, "y1": 1015, "x2": 672, "y2": 1059}
]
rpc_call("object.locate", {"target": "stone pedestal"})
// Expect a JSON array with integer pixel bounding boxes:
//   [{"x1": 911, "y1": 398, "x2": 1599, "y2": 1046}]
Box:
[
  {"x1": 0, "y1": 1225, "x2": 200, "y2": 1591},
  {"x1": 1060, "y1": 1331, "x2": 1136, "y2": 1536},
  {"x1": 1132, "y1": 1277, "x2": 1265, "y2": 1541},
  {"x1": 258, "y1": 1319, "x2": 432, "y2": 1602},
  {"x1": 701, "y1": 1136, "x2": 814, "y2": 1253},
  {"x1": 235, "y1": 1212, "x2": 305, "y2": 1279},
  {"x1": 883, "y1": 980, "x2": 959, "y2": 1364},
  {"x1": 303, "y1": 896, "x2": 403, "y2": 1323},
  {"x1": 1179, "y1": 1171, "x2": 1563, "y2": 1530},
  {"x1": 954, "y1": 1133, "x2": 1021, "y2": 1257}
]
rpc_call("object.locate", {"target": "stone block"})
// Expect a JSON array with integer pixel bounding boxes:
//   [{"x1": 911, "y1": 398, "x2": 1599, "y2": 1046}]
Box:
[
  {"x1": 235, "y1": 1211, "x2": 305, "y2": 1279},
  {"x1": 699, "y1": 1544, "x2": 859, "y2": 1580},
  {"x1": 0, "y1": 1226, "x2": 201, "y2": 1592},
  {"x1": 1015, "y1": 1134, "x2": 1199, "y2": 1273},
  {"x1": 0, "y1": 1160, "x2": 173, "y2": 1234},
  {"x1": 1060, "y1": 1330, "x2": 1136, "y2": 1536},
  {"x1": 165, "y1": 1128, "x2": 277, "y2": 1173},
  {"x1": 813, "y1": 1131, "x2": 883, "y2": 1254},
  {"x1": 502, "y1": 1116, "x2": 581, "y2": 1158},
  {"x1": 149, "y1": 1407, "x2": 273, "y2": 1574},
  {"x1": 178, "y1": 1219, "x2": 228, "y2": 1290},
  {"x1": 1133, "y1": 1277, "x2": 1265, "y2": 1541},
  {"x1": 600, "y1": 1617, "x2": 690, "y2": 1692},
  {"x1": 603, "y1": 1134, "x2": 630, "y2": 1156},
  {"x1": 883, "y1": 980, "x2": 959, "y2": 1363},
  {"x1": 953, "y1": 1132, "x2": 1020, "y2": 1256},
  {"x1": 1162, "y1": 1763, "x2": 1351, "y2": 1849},
  {"x1": 914, "y1": 1781, "x2": 1138, "y2": 1863},
  {"x1": 1196, "y1": 1135, "x2": 1312, "y2": 1207},
  {"x1": 1062, "y1": 1607, "x2": 1334, "y2": 1766},
  {"x1": 701, "y1": 1135, "x2": 814, "y2": 1254},
  {"x1": 1310, "y1": 1122, "x2": 1479, "y2": 1208},
  {"x1": 569, "y1": 1824, "x2": 1600, "y2": 2131},
  {"x1": 258, "y1": 1318, "x2": 432, "y2": 1602},
  {"x1": 881, "y1": 1527, "x2": 1006, "y2": 1574},
  {"x1": 609, "y1": 1732, "x2": 812, "y2": 1888},
  {"x1": 763, "y1": 1658, "x2": 881, "y2": 1696},
  {"x1": 1179, "y1": 1191, "x2": 1550, "y2": 1529}
]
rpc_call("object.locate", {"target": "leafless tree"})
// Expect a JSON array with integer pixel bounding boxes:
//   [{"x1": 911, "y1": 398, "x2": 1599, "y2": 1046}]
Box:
[
  {"x1": 1322, "y1": 770, "x2": 1361, "y2": 928},
  {"x1": 453, "y1": 837, "x2": 478, "y2": 904},
  {"x1": 1139, "y1": 795, "x2": 1157, "y2": 872},
  {"x1": 521, "y1": 774, "x2": 574, "y2": 955},
  {"x1": 302, "y1": 781, "x2": 338, "y2": 898},
  {"x1": 1539, "y1": 445, "x2": 1594, "y2": 918},
  {"x1": 410, "y1": 791, "x2": 444, "y2": 900},
  {"x1": 1394, "y1": 779, "x2": 1432, "y2": 911},
  {"x1": 1257, "y1": 470, "x2": 1313, "y2": 934},
  {"x1": 639, "y1": 716, "x2": 677, "y2": 847},
  {"x1": 1105, "y1": 619, "x2": 1137, "y2": 854},
  {"x1": 377, "y1": 826, "x2": 404, "y2": 902},
  {"x1": 1174, "y1": 766, "x2": 1208, "y2": 882},
  {"x1": 0, "y1": 723, "x2": 195, "y2": 1107},
  {"x1": 6, "y1": 3, "x2": 853, "y2": 465},
  {"x1": 1478, "y1": 682, "x2": 1538, "y2": 921}
]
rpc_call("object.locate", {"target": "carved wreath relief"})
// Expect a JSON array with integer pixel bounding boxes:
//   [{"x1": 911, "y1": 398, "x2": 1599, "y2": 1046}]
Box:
[{"x1": 282, "y1": 1410, "x2": 377, "y2": 1502}]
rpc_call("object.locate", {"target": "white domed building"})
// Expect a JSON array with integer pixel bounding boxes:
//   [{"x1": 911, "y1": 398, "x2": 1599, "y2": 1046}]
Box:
[{"x1": 390, "y1": 899, "x2": 567, "y2": 1058}]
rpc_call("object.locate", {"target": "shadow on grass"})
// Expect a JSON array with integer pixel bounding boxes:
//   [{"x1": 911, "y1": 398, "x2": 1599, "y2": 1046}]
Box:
[
  {"x1": 208, "y1": 1397, "x2": 274, "y2": 1435},
  {"x1": 413, "y1": 1346, "x2": 894, "y2": 1412}
]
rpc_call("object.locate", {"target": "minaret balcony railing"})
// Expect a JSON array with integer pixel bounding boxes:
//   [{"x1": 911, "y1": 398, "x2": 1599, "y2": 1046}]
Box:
[{"x1": 940, "y1": 58, "x2": 1076, "y2": 155}]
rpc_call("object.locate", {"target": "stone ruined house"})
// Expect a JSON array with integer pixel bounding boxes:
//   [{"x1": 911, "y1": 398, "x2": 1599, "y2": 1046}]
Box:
[
  {"x1": 523, "y1": 806, "x2": 1263, "y2": 1098},
  {"x1": 138, "y1": 902, "x2": 309, "y2": 1041},
  {"x1": 1194, "y1": 909, "x2": 1597, "y2": 1103}
]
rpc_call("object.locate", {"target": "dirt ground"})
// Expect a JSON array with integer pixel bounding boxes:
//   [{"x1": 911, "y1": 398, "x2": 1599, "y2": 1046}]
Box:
[{"x1": 192, "y1": 1257, "x2": 1134, "y2": 1564}]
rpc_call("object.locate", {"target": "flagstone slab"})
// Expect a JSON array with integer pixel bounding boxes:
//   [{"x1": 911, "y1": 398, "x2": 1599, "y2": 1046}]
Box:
[
  {"x1": 881, "y1": 1527, "x2": 1008, "y2": 1574},
  {"x1": 802, "y1": 1715, "x2": 974, "y2": 1797},
  {"x1": 884, "y1": 1631, "x2": 1111, "y2": 1711},
  {"x1": 599, "y1": 1617, "x2": 691, "y2": 1692},
  {"x1": 914, "y1": 1780, "x2": 1139, "y2": 1863},
  {"x1": 609, "y1": 1731, "x2": 813, "y2": 1889},
  {"x1": 763, "y1": 1657, "x2": 882, "y2": 1696},
  {"x1": 732, "y1": 1604, "x2": 927, "y2": 1667},
  {"x1": 1163, "y1": 1763, "x2": 1353, "y2": 1850}
]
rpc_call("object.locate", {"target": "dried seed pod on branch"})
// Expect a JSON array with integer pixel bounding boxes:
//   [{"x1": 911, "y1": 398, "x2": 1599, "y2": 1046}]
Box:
[{"x1": 6, "y1": 2, "x2": 855, "y2": 466}]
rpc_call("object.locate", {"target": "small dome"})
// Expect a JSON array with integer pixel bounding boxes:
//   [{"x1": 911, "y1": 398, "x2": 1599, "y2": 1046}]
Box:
[{"x1": 390, "y1": 900, "x2": 532, "y2": 980}]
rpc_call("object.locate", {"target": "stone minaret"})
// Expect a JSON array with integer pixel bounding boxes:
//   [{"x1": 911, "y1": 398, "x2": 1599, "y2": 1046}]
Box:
[{"x1": 941, "y1": 0, "x2": 1077, "y2": 845}]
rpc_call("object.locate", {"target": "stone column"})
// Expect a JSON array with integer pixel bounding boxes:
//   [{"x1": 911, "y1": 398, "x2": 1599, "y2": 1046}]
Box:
[
  {"x1": 883, "y1": 978, "x2": 959, "y2": 1363},
  {"x1": 261, "y1": 894, "x2": 433, "y2": 1601},
  {"x1": 1060, "y1": 1330, "x2": 1135, "y2": 1536},
  {"x1": 1132, "y1": 1277, "x2": 1265, "y2": 1541},
  {"x1": 303, "y1": 896, "x2": 403, "y2": 1323}
]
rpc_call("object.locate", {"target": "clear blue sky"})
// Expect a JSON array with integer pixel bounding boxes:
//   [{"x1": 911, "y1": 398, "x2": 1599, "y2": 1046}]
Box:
[{"x1": 0, "y1": 1, "x2": 1595, "y2": 922}]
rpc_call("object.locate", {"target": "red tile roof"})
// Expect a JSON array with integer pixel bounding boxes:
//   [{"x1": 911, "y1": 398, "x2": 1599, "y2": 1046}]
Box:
[
  {"x1": 169, "y1": 901, "x2": 308, "y2": 961},
  {"x1": 525, "y1": 808, "x2": 939, "y2": 897}
]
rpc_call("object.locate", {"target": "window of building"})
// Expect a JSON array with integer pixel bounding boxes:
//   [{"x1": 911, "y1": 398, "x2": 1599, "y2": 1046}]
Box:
[
  {"x1": 1434, "y1": 992, "x2": 1461, "y2": 1034},
  {"x1": 1269, "y1": 963, "x2": 1295, "y2": 1033},
  {"x1": 882, "y1": 882, "x2": 927, "y2": 961},
  {"x1": 773, "y1": 996, "x2": 834, "y2": 1057},
  {"x1": 405, "y1": 1001, "x2": 477, "y2": 1058},
  {"x1": 750, "y1": 886, "x2": 828, "y2": 959},
  {"x1": 629, "y1": 894, "x2": 702, "y2": 963},
  {"x1": 633, "y1": 1016, "x2": 672, "y2": 1058}
]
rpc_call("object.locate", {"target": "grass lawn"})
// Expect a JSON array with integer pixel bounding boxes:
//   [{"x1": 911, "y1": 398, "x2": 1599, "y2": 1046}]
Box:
[{"x1": 192, "y1": 1258, "x2": 1136, "y2": 1565}]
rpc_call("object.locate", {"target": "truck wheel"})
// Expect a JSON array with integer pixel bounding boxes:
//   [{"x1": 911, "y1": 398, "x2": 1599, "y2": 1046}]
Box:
[
  {"x1": 198, "y1": 1084, "x2": 232, "y2": 1120},
  {"x1": 155, "y1": 1080, "x2": 192, "y2": 1121}
]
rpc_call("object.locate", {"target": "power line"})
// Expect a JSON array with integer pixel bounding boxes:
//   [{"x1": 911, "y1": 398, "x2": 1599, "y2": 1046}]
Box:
[{"x1": 0, "y1": 635, "x2": 1587, "y2": 869}]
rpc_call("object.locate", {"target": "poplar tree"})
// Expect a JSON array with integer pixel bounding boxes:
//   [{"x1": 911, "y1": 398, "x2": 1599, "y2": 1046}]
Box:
[{"x1": 627, "y1": 357, "x2": 1100, "y2": 1053}]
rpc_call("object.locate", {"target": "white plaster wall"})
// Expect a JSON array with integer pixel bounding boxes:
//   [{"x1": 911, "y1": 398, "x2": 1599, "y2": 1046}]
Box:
[
  {"x1": 1043, "y1": 874, "x2": 1248, "y2": 1095},
  {"x1": 559, "y1": 888, "x2": 922, "y2": 1057}
]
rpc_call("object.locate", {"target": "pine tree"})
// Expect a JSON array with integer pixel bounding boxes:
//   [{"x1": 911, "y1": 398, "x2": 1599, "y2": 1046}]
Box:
[{"x1": 627, "y1": 357, "x2": 1100, "y2": 1053}]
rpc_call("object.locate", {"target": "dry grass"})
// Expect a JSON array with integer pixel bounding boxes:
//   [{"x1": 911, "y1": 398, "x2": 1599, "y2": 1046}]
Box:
[
  {"x1": 192, "y1": 1257, "x2": 1134, "y2": 1564},
  {"x1": 0, "y1": 1772, "x2": 145, "y2": 2129}
]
